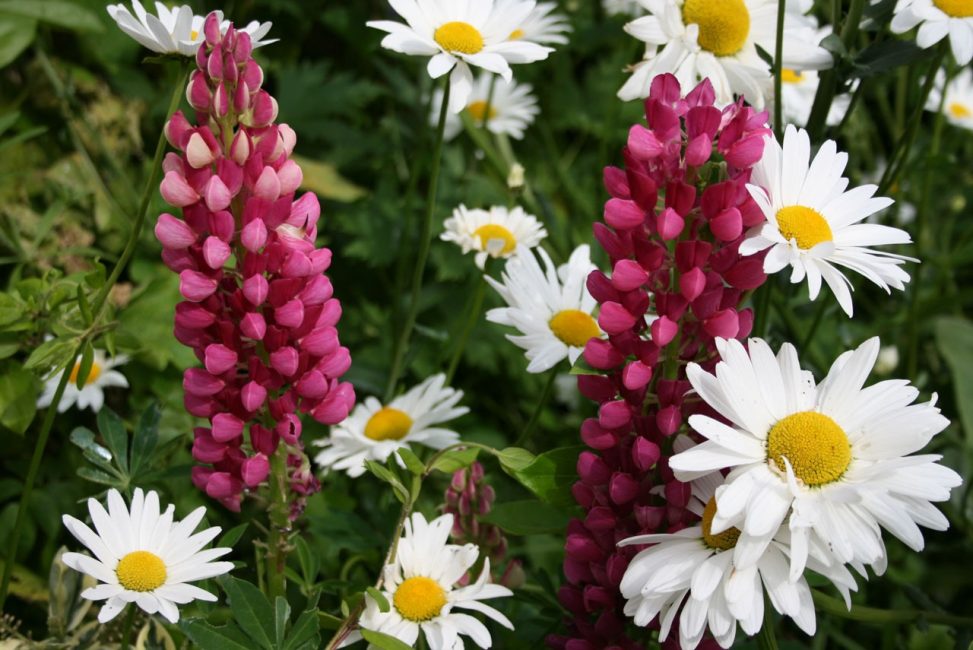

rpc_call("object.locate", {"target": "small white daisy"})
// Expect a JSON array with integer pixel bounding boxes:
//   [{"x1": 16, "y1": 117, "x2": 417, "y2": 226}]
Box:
[
  {"x1": 435, "y1": 73, "x2": 542, "y2": 141},
  {"x1": 355, "y1": 512, "x2": 513, "y2": 649},
  {"x1": 775, "y1": 67, "x2": 852, "y2": 127},
  {"x1": 669, "y1": 337, "x2": 962, "y2": 578},
  {"x1": 61, "y1": 488, "x2": 233, "y2": 624},
  {"x1": 37, "y1": 349, "x2": 129, "y2": 413},
  {"x1": 367, "y1": 0, "x2": 553, "y2": 113},
  {"x1": 741, "y1": 125, "x2": 913, "y2": 317},
  {"x1": 927, "y1": 68, "x2": 973, "y2": 130},
  {"x1": 441, "y1": 204, "x2": 547, "y2": 269},
  {"x1": 620, "y1": 472, "x2": 858, "y2": 650},
  {"x1": 892, "y1": 0, "x2": 973, "y2": 65},
  {"x1": 314, "y1": 374, "x2": 467, "y2": 478},
  {"x1": 501, "y1": 0, "x2": 572, "y2": 45},
  {"x1": 618, "y1": 0, "x2": 833, "y2": 108},
  {"x1": 485, "y1": 244, "x2": 601, "y2": 373}
]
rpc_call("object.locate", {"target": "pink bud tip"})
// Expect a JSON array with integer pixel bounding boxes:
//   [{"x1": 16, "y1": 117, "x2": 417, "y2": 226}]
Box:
[
  {"x1": 598, "y1": 302, "x2": 637, "y2": 335},
  {"x1": 679, "y1": 267, "x2": 707, "y2": 302},
  {"x1": 656, "y1": 207, "x2": 685, "y2": 241},
  {"x1": 160, "y1": 171, "x2": 199, "y2": 207},
  {"x1": 183, "y1": 368, "x2": 224, "y2": 397},
  {"x1": 155, "y1": 213, "x2": 197, "y2": 249},
  {"x1": 242, "y1": 274, "x2": 269, "y2": 305},
  {"x1": 204, "y1": 343, "x2": 238, "y2": 374},
  {"x1": 650, "y1": 315, "x2": 678, "y2": 346},
  {"x1": 202, "y1": 236, "x2": 231, "y2": 269},
  {"x1": 604, "y1": 198, "x2": 645, "y2": 230},
  {"x1": 598, "y1": 400, "x2": 632, "y2": 429},
  {"x1": 241, "y1": 454, "x2": 270, "y2": 487},
  {"x1": 621, "y1": 360, "x2": 652, "y2": 391},
  {"x1": 241, "y1": 312, "x2": 267, "y2": 340},
  {"x1": 610, "y1": 259, "x2": 648, "y2": 292},
  {"x1": 627, "y1": 125, "x2": 663, "y2": 160},
  {"x1": 270, "y1": 346, "x2": 299, "y2": 377},
  {"x1": 211, "y1": 413, "x2": 245, "y2": 443},
  {"x1": 179, "y1": 269, "x2": 218, "y2": 302}
]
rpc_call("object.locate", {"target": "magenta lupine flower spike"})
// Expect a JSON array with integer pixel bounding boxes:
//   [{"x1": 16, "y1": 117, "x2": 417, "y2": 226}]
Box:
[
  {"x1": 155, "y1": 13, "x2": 355, "y2": 513},
  {"x1": 548, "y1": 75, "x2": 771, "y2": 649}
]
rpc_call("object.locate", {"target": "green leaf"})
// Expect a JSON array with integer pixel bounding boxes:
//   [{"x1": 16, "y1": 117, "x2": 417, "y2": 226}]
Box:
[
  {"x1": 221, "y1": 577, "x2": 276, "y2": 650},
  {"x1": 274, "y1": 596, "x2": 291, "y2": 648},
  {"x1": 505, "y1": 446, "x2": 583, "y2": 506},
  {"x1": 25, "y1": 337, "x2": 75, "y2": 373},
  {"x1": 480, "y1": 499, "x2": 573, "y2": 535},
  {"x1": 218, "y1": 523, "x2": 248, "y2": 548},
  {"x1": 293, "y1": 536, "x2": 319, "y2": 588},
  {"x1": 0, "y1": 1, "x2": 102, "y2": 32},
  {"x1": 935, "y1": 317, "x2": 973, "y2": 439},
  {"x1": 180, "y1": 619, "x2": 255, "y2": 650},
  {"x1": 97, "y1": 408, "x2": 128, "y2": 474},
  {"x1": 497, "y1": 447, "x2": 535, "y2": 472},
  {"x1": 366, "y1": 586, "x2": 390, "y2": 613},
  {"x1": 852, "y1": 40, "x2": 932, "y2": 79},
  {"x1": 74, "y1": 342, "x2": 93, "y2": 391},
  {"x1": 396, "y1": 447, "x2": 425, "y2": 476},
  {"x1": 69, "y1": 427, "x2": 116, "y2": 473},
  {"x1": 291, "y1": 155, "x2": 366, "y2": 202},
  {"x1": 0, "y1": 366, "x2": 37, "y2": 434},
  {"x1": 0, "y1": 292, "x2": 24, "y2": 327},
  {"x1": 429, "y1": 447, "x2": 480, "y2": 474},
  {"x1": 361, "y1": 629, "x2": 413, "y2": 650},
  {"x1": 316, "y1": 611, "x2": 342, "y2": 631},
  {"x1": 281, "y1": 610, "x2": 320, "y2": 650},
  {"x1": 568, "y1": 354, "x2": 602, "y2": 376},
  {"x1": 364, "y1": 460, "x2": 410, "y2": 503},
  {"x1": 0, "y1": 15, "x2": 35, "y2": 67},
  {"x1": 129, "y1": 403, "x2": 160, "y2": 476},
  {"x1": 76, "y1": 467, "x2": 120, "y2": 487}
]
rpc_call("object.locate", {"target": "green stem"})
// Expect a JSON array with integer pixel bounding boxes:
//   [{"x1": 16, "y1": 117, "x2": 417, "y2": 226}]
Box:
[
  {"x1": 445, "y1": 274, "x2": 487, "y2": 384},
  {"x1": 756, "y1": 606, "x2": 779, "y2": 650},
  {"x1": 805, "y1": 0, "x2": 867, "y2": 139},
  {"x1": 385, "y1": 74, "x2": 452, "y2": 403},
  {"x1": 772, "y1": 0, "x2": 786, "y2": 139},
  {"x1": 265, "y1": 445, "x2": 290, "y2": 600},
  {"x1": 799, "y1": 298, "x2": 829, "y2": 351},
  {"x1": 120, "y1": 604, "x2": 137, "y2": 650},
  {"x1": 812, "y1": 590, "x2": 973, "y2": 627},
  {"x1": 515, "y1": 371, "x2": 558, "y2": 448},
  {"x1": 0, "y1": 61, "x2": 189, "y2": 613},
  {"x1": 755, "y1": 279, "x2": 774, "y2": 338}
]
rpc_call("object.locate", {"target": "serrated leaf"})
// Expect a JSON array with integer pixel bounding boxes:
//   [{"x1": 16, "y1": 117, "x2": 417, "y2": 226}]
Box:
[
  {"x1": 0, "y1": 0, "x2": 102, "y2": 31},
  {"x1": 429, "y1": 447, "x2": 479, "y2": 474},
  {"x1": 274, "y1": 596, "x2": 291, "y2": 648},
  {"x1": 97, "y1": 408, "x2": 128, "y2": 474},
  {"x1": 361, "y1": 630, "x2": 413, "y2": 650},
  {"x1": 505, "y1": 446, "x2": 584, "y2": 506},
  {"x1": 480, "y1": 499, "x2": 573, "y2": 535},
  {"x1": 180, "y1": 619, "x2": 255, "y2": 650},
  {"x1": 0, "y1": 366, "x2": 37, "y2": 434},
  {"x1": 221, "y1": 577, "x2": 275, "y2": 650},
  {"x1": 396, "y1": 447, "x2": 425, "y2": 476},
  {"x1": 496, "y1": 447, "x2": 535, "y2": 472},
  {"x1": 366, "y1": 586, "x2": 390, "y2": 613}
]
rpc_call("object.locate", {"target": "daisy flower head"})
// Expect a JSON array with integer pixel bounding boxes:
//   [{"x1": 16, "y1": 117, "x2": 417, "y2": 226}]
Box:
[
  {"x1": 357, "y1": 512, "x2": 513, "y2": 649},
  {"x1": 61, "y1": 488, "x2": 233, "y2": 624},
  {"x1": 485, "y1": 244, "x2": 602, "y2": 373},
  {"x1": 620, "y1": 472, "x2": 858, "y2": 649},
  {"x1": 441, "y1": 204, "x2": 547, "y2": 268},
  {"x1": 669, "y1": 336, "x2": 962, "y2": 578},
  {"x1": 771, "y1": 26, "x2": 853, "y2": 128},
  {"x1": 741, "y1": 125, "x2": 913, "y2": 317},
  {"x1": 37, "y1": 348, "x2": 128, "y2": 413},
  {"x1": 501, "y1": 0, "x2": 572, "y2": 45},
  {"x1": 435, "y1": 73, "x2": 542, "y2": 141},
  {"x1": 891, "y1": 0, "x2": 973, "y2": 65},
  {"x1": 618, "y1": 0, "x2": 833, "y2": 108},
  {"x1": 927, "y1": 68, "x2": 973, "y2": 130},
  {"x1": 314, "y1": 374, "x2": 467, "y2": 478},
  {"x1": 367, "y1": 0, "x2": 554, "y2": 113}
]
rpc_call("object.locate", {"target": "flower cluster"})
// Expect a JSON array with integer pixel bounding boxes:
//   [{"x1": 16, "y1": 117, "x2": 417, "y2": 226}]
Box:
[
  {"x1": 549, "y1": 74, "x2": 773, "y2": 649},
  {"x1": 155, "y1": 13, "x2": 354, "y2": 512}
]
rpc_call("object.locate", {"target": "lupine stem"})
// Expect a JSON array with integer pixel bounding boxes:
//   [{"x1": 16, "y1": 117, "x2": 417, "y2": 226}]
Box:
[
  {"x1": 385, "y1": 74, "x2": 452, "y2": 403},
  {"x1": 515, "y1": 370, "x2": 558, "y2": 449},
  {"x1": 772, "y1": 0, "x2": 786, "y2": 139},
  {"x1": 265, "y1": 445, "x2": 291, "y2": 600},
  {"x1": 445, "y1": 274, "x2": 488, "y2": 384},
  {"x1": 0, "y1": 61, "x2": 189, "y2": 613},
  {"x1": 812, "y1": 590, "x2": 973, "y2": 627}
]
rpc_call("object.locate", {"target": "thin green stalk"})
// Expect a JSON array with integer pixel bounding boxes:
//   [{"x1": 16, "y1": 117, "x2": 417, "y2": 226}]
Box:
[
  {"x1": 757, "y1": 605, "x2": 779, "y2": 650},
  {"x1": 812, "y1": 590, "x2": 973, "y2": 627},
  {"x1": 755, "y1": 279, "x2": 774, "y2": 338},
  {"x1": 515, "y1": 370, "x2": 558, "y2": 448},
  {"x1": 0, "y1": 61, "x2": 189, "y2": 612},
  {"x1": 806, "y1": 0, "x2": 867, "y2": 139},
  {"x1": 120, "y1": 605, "x2": 137, "y2": 650},
  {"x1": 799, "y1": 298, "x2": 829, "y2": 351},
  {"x1": 445, "y1": 275, "x2": 488, "y2": 384},
  {"x1": 482, "y1": 74, "x2": 498, "y2": 129},
  {"x1": 772, "y1": 0, "x2": 786, "y2": 139},
  {"x1": 265, "y1": 446, "x2": 290, "y2": 600},
  {"x1": 385, "y1": 75, "x2": 452, "y2": 402}
]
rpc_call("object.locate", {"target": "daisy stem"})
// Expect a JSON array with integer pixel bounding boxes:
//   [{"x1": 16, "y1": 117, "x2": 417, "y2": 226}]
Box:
[
  {"x1": 805, "y1": 0, "x2": 867, "y2": 140},
  {"x1": 515, "y1": 370, "x2": 558, "y2": 449},
  {"x1": 772, "y1": 0, "x2": 786, "y2": 140},
  {"x1": 812, "y1": 589, "x2": 973, "y2": 627},
  {"x1": 120, "y1": 605, "x2": 137, "y2": 650},
  {"x1": 0, "y1": 61, "x2": 189, "y2": 613},
  {"x1": 757, "y1": 606, "x2": 779, "y2": 650},
  {"x1": 445, "y1": 274, "x2": 488, "y2": 384},
  {"x1": 384, "y1": 74, "x2": 452, "y2": 403}
]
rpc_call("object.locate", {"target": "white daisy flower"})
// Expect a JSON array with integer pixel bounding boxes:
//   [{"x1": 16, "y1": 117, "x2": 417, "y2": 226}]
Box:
[
  {"x1": 740, "y1": 125, "x2": 913, "y2": 317},
  {"x1": 106, "y1": 3, "x2": 275, "y2": 56},
  {"x1": 61, "y1": 488, "x2": 233, "y2": 624},
  {"x1": 669, "y1": 336, "x2": 962, "y2": 578},
  {"x1": 356, "y1": 512, "x2": 513, "y2": 649},
  {"x1": 435, "y1": 73, "x2": 542, "y2": 141},
  {"x1": 927, "y1": 68, "x2": 973, "y2": 130},
  {"x1": 37, "y1": 349, "x2": 129, "y2": 413},
  {"x1": 502, "y1": 0, "x2": 572, "y2": 45},
  {"x1": 485, "y1": 244, "x2": 601, "y2": 373},
  {"x1": 441, "y1": 204, "x2": 547, "y2": 269},
  {"x1": 618, "y1": 0, "x2": 833, "y2": 108},
  {"x1": 314, "y1": 374, "x2": 467, "y2": 478},
  {"x1": 620, "y1": 472, "x2": 858, "y2": 650},
  {"x1": 366, "y1": 0, "x2": 554, "y2": 113},
  {"x1": 891, "y1": 0, "x2": 973, "y2": 65},
  {"x1": 775, "y1": 67, "x2": 852, "y2": 128}
]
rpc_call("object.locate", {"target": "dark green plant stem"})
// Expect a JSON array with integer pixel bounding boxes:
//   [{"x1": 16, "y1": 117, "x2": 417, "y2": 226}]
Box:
[
  {"x1": 265, "y1": 446, "x2": 290, "y2": 600},
  {"x1": 757, "y1": 605, "x2": 779, "y2": 650},
  {"x1": 755, "y1": 279, "x2": 774, "y2": 338},
  {"x1": 806, "y1": 0, "x2": 867, "y2": 139},
  {"x1": 120, "y1": 606, "x2": 137, "y2": 650},
  {"x1": 445, "y1": 274, "x2": 488, "y2": 384},
  {"x1": 385, "y1": 75, "x2": 451, "y2": 402},
  {"x1": 0, "y1": 61, "x2": 189, "y2": 613},
  {"x1": 482, "y1": 74, "x2": 497, "y2": 129},
  {"x1": 772, "y1": 0, "x2": 786, "y2": 139},
  {"x1": 799, "y1": 298, "x2": 829, "y2": 351},
  {"x1": 812, "y1": 590, "x2": 973, "y2": 627},
  {"x1": 515, "y1": 370, "x2": 558, "y2": 448},
  {"x1": 879, "y1": 45, "x2": 948, "y2": 195}
]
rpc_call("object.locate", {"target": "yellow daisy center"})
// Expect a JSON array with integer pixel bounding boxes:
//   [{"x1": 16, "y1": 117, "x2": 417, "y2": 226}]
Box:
[
  {"x1": 190, "y1": 29, "x2": 199, "y2": 40},
  {"x1": 766, "y1": 411, "x2": 852, "y2": 487},
  {"x1": 393, "y1": 576, "x2": 447, "y2": 622},
  {"x1": 933, "y1": 0, "x2": 973, "y2": 17},
  {"x1": 434, "y1": 21, "x2": 485, "y2": 54},
  {"x1": 116, "y1": 551, "x2": 167, "y2": 592},
  {"x1": 549, "y1": 310, "x2": 600, "y2": 348},
  {"x1": 467, "y1": 100, "x2": 499, "y2": 123},
  {"x1": 473, "y1": 224, "x2": 515, "y2": 254},
  {"x1": 682, "y1": 0, "x2": 751, "y2": 57},
  {"x1": 949, "y1": 102, "x2": 972, "y2": 119},
  {"x1": 508, "y1": 28, "x2": 525, "y2": 40},
  {"x1": 69, "y1": 361, "x2": 102, "y2": 386},
  {"x1": 781, "y1": 68, "x2": 804, "y2": 84},
  {"x1": 701, "y1": 497, "x2": 741, "y2": 550},
  {"x1": 364, "y1": 407, "x2": 413, "y2": 442},
  {"x1": 775, "y1": 205, "x2": 834, "y2": 250}
]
